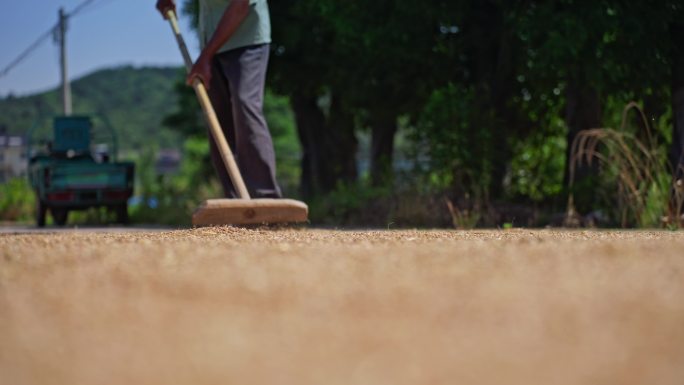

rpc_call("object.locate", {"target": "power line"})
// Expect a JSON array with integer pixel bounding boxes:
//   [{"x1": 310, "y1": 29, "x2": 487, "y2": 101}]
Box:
[
  {"x1": 0, "y1": 0, "x2": 117, "y2": 80},
  {"x1": 70, "y1": 0, "x2": 120, "y2": 17},
  {"x1": 0, "y1": 26, "x2": 56, "y2": 79},
  {"x1": 68, "y1": 0, "x2": 100, "y2": 18}
]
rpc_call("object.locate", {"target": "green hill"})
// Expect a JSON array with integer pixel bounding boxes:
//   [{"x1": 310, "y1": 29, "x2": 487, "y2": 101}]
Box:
[{"x1": 0, "y1": 66, "x2": 184, "y2": 151}]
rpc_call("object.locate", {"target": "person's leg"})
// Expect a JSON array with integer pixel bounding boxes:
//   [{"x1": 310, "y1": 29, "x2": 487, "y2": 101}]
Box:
[
  {"x1": 207, "y1": 53, "x2": 238, "y2": 198},
  {"x1": 216, "y1": 44, "x2": 282, "y2": 198}
]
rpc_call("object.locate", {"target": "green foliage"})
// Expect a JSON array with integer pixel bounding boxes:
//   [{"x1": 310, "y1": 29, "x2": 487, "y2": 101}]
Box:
[
  {"x1": 129, "y1": 138, "x2": 221, "y2": 226},
  {"x1": 163, "y1": 1, "x2": 684, "y2": 228},
  {"x1": 0, "y1": 66, "x2": 181, "y2": 152},
  {"x1": 6, "y1": 1, "x2": 682, "y2": 229},
  {"x1": 307, "y1": 177, "x2": 456, "y2": 228},
  {"x1": 265, "y1": 90, "x2": 301, "y2": 195},
  {"x1": 308, "y1": 181, "x2": 391, "y2": 226},
  {"x1": 176, "y1": 136, "x2": 215, "y2": 192},
  {"x1": 0, "y1": 178, "x2": 35, "y2": 222},
  {"x1": 162, "y1": 73, "x2": 204, "y2": 139},
  {"x1": 410, "y1": 84, "x2": 494, "y2": 198},
  {"x1": 182, "y1": 0, "x2": 199, "y2": 31},
  {"x1": 507, "y1": 121, "x2": 567, "y2": 202}
]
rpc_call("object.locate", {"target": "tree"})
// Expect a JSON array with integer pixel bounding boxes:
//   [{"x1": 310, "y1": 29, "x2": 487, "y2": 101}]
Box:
[
  {"x1": 268, "y1": 0, "x2": 359, "y2": 197},
  {"x1": 671, "y1": 16, "x2": 684, "y2": 181},
  {"x1": 176, "y1": 0, "x2": 684, "y2": 223}
]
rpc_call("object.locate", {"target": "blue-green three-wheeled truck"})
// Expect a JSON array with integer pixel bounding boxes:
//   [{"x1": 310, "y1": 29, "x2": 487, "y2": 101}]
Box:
[{"x1": 28, "y1": 116, "x2": 135, "y2": 227}]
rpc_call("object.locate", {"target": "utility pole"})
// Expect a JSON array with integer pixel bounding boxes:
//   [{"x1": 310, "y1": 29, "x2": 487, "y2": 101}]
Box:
[{"x1": 57, "y1": 8, "x2": 72, "y2": 116}]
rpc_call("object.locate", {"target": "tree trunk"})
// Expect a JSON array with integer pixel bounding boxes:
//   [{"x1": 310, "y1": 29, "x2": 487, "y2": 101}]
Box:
[
  {"x1": 464, "y1": 0, "x2": 517, "y2": 201},
  {"x1": 671, "y1": 20, "x2": 684, "y2": 219},
  {"x1": 671, "y1": 21, "x2": 684, "y2": 181},
  {"x1": 670, "y1": 90, "x2": 683, "y2": 179},
  {"x1": 291, "y1": 91, "x2": 357, "y2": 198},
  {"x1": 564, "y1": 81, "x2": 602, "y2": 213},
  {"x1": 326, "y1": 93, "x2": 358, "y2": 188},
  {"x1": 488, "y1": 19, "x2": 517, "y2": 201},
  {"x1": 369, "y1": 112, "x2": 397, "y2": 186},
  {"x1": 291, "y1": 92, "x2": 325, "y2": 199}
]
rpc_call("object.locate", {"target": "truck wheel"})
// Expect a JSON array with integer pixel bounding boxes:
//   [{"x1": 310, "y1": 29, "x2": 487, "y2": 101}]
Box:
[
  {"x1": 36, "y1": 200, "x2": 47, "y2": 227},
  {"x1": 51, "y1": 208, "x2": 69, "y2": 226},
  {"x1": 115, "y1": 204, "x2": 129, "y2": 225}
]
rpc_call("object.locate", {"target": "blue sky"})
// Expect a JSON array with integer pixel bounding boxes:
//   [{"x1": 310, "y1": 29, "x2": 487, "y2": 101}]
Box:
[{"x1": 0, "y1": 0, "x2": 198, "y2": 97}]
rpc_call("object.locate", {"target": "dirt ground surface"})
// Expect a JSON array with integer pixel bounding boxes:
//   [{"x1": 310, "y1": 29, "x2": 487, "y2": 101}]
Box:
[{"x1": 1, "y1": 228, "x2": 683, "y2": 385}]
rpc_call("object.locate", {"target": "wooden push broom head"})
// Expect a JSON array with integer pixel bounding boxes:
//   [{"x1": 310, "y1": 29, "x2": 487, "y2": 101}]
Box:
[{"x1": 192, "y1": 199, "x2": 309, "y2": 226}]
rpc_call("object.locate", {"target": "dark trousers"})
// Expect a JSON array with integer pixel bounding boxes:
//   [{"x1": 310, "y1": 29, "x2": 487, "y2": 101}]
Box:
[{"x1": 207, "y1": 44, "x2": 282, "y2": 199}]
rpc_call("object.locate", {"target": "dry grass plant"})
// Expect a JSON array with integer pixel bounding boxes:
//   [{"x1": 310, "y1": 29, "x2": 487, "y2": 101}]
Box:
[
  {"x1": 566, "y1": 102, "x2": 681, "y2": 228},
  {"x1": 673, "y1": 176, "x2": 684, "y2": 226},
  {"x1": 445, "y1": 197, "x2": 481, "y2": 229}
]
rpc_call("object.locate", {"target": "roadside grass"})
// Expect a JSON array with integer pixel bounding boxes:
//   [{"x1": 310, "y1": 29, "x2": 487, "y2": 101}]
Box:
[
  {"x1": 0, "y1": 178, "x2": 34, "y2": 223},
  {"x1": 568, "y1": 102, "x2": 682, "y2": 228}
]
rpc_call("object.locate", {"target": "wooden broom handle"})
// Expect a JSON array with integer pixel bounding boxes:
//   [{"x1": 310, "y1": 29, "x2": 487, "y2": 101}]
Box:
[{"x1": 166, "y1": 10, "x2": 251, "y2": 199}]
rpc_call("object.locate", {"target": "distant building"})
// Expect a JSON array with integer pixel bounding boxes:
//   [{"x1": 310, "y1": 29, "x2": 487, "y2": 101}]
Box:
[
  {"x1": 155, "y1": 149, "x2": 182, "y2": 176},
  {"x1": 0, "y1": 126, "x2": 27, "y2": 183}
]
